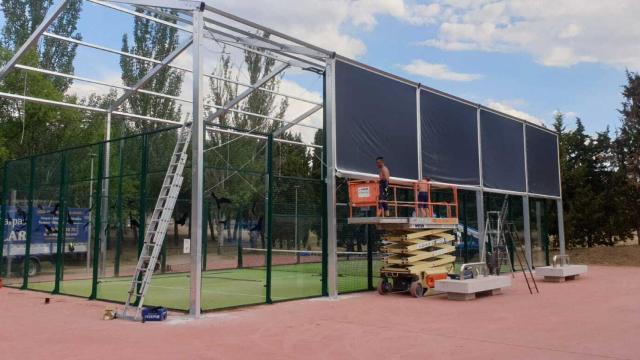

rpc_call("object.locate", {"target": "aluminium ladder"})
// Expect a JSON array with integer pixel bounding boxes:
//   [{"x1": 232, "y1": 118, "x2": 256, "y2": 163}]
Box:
[{"x1": 120, "y1": 125, "x2": 191, "y2": 321}]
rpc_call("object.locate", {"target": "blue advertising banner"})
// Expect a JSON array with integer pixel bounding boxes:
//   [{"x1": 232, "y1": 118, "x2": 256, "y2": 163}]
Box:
[{"x1": 3, "y1": 206, "x2": 90, "y2": 256}]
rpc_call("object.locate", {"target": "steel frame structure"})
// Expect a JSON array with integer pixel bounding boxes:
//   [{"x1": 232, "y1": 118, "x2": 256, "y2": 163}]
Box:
[{"x1": 0, "y1": 0, "x2": 567, "y2": 317}]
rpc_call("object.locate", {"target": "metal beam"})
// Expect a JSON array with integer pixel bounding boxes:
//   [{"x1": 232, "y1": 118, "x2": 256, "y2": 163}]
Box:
[
  {"x1": 325, "y1": 57, "x2": 338, "y2": 299},
  {"x1": 0, "y1": 91, "x2": 182, "y2": 124},
  {"x1": 0, "y1": 0, "x2": 70, "y2": 81},
  {"x1": 476, "y1": 190, "x2": 485, "y2": 260},
  {"x1": 201, "y1": 17, "x2": 324, "y2": 70},
  {"x1": 44, "y1": 32, "x2": 322, "y2": 105},
  {"x1": 87, "y1": 0, "x2": 191, "y2": 32},
  {"x1": 557, "y1": 199, "x2": 566, "y2": 256},
  {"x1": 205, "y1": 63, "x2": 289, "y2": 123},
  {"x1": 205, "y1": 126, "x2": 322, "y2": 149},
  {"x1": 106, "y1": 0, "x2": 202, "y2": 11},
  {"x1": 523, "y1": 195, "x2": 532, "y2": 266},
  {"x1": 203, "y1": 4, "x2": 332, "y2": 57},
  {"x1": 189, "y1": 7, "x2": 204, "y2": 319},
  {"x1": 273, "y1": 104, "x2": 322, "y2": 137},
  {"x1": 109, "y1": 37, "x2": 193, "y2": 111}
]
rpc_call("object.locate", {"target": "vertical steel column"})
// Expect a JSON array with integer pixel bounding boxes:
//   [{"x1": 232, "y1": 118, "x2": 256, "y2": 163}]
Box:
[
  {"x1": 535, "y1": 200, "x2": 542, "y2": 267},
  {"x1": 99, "y1": 112, "x2": 111, "y2": 278},
  {"x1": 53, "y1": 152, "x2": 68, "y2": 294},
  {"x1": 476, "y1": 107, "x2": 485, "y2": 255},
  {"x1": 462, "y1": 192, "x2": 469, "y2": 263},
  {"x1": 21, "y1": 157, "x2": 36, "y2": 289},
  {"x1": 476, "y1": 190, "x2": 485, "y2": 259},
  {"x1": 523, "y1": 195, "x2": 532, "y2": 266},
  {"x1": 557, "y1": 199, "x2": 566, "y2": 256},
  {"x1": 321, "y1": 72, "x2": 328, "y2": 297},
  {"x1": 189, "y1": 5, "x2": 205, "y2": 318},
  {"x1": 265, "y1": 134, "x2": 274, "y2": 303},
  {"x1": 416, "y1": 86, "x2": 422, "y2": 180},
  {"x1": 324, "y1": 57, "x2": 338, "y2": 299},
  {"x1": 90, "y1": 143, "x2": 105, "y2": 300}
]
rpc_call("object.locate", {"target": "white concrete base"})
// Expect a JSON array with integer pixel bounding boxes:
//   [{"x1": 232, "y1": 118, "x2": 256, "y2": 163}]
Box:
[
  {"x1": 535, "y1": 265, "x2": 587, "y2": 282},
  {"x1": 434, "y1": 275, "x2": 511, "y2": 301}
]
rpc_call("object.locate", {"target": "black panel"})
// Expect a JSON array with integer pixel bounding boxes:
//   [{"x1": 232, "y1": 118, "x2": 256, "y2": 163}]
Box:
[
  {"x1": 335, "y1": 60, "x2": 419, "y2": 179},
  {"x1": 480, "y1": 110, "x2": 526, "y2": 192},
  {"x1": 526, "y1": 126, "x2": 560, "y2": 196},
  {"x1": 421, "y1": 91, "x2": 479, "y2": 185}
]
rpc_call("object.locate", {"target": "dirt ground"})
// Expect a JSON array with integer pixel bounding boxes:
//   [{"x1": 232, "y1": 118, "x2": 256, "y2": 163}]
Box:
[
  {"x1": 1, "y1": 265, "x2": 639, "y2": 360},
  {"x1": 568, "y1": 246, "x2": 640, "y2": 266}
]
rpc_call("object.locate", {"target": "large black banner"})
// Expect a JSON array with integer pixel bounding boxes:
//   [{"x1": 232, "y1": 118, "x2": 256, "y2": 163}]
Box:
[
  {"x1": 526, "y1": 125, "x2": 561, "y2": 196},
  {"x1": 480, "y1": 110, "x2": 526, "y2": 192},
  {"x1": 335, "y1": 60, "x2": 419, "y2": 179},
  {"x1": 421, "y1": 90, "x2": 479, "y2": 185}
]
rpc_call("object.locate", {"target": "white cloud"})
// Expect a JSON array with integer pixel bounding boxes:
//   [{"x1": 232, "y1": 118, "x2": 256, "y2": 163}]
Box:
[
  {"x1": 206, "y1": 0, "x2": 441, "y2": 58},
  {"x1": 418, "y1": 0, "x2": 640, "y2": 69},
  {"x1": 486, "y1": 100, "x2": 545, "y2": 127},
  {"x1": 400, "y1": 59, "x2": 482, "y2": 81}
]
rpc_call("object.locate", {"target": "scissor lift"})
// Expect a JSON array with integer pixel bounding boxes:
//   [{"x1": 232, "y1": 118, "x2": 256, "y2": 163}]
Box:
[{"x1": 347, "y1": 180, "x2": 459, "y2": 297}]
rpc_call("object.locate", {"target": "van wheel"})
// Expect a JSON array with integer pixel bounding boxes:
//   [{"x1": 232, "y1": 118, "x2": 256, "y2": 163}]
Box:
[{"x1": 28, "y1": 258, "x2": 41, "y2": 277}]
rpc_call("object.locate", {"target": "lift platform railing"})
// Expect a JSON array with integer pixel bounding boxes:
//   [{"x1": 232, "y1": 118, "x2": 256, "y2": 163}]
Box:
[{"x1": 347, "y1": 180, "x2": 458, "y2": 220}]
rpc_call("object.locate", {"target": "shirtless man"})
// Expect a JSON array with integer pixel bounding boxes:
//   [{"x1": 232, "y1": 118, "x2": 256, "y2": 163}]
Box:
[
  {"x1": 417, "y1": 176, "x2": 430, "y2": 217},
  {"x1": 376, "y1": 157, "x2": 391, "y2": 217}
]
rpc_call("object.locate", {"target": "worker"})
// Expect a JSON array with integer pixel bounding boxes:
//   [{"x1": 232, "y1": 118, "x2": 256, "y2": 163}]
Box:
[
  {"x1": 417, "y1": 176, "x2": 430, "y2": 217},
  {"x1": 376, "y1": 157, "x2": 391, "y2": 217}
]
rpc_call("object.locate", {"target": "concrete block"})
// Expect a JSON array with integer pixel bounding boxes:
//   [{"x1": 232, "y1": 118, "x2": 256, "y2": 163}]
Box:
[
  {"x1": 435, "y1": 275, "x2": 511, "y2": 297},
  {"x1": 536, "y1": 265, "x2": 587, "y2": 282}
]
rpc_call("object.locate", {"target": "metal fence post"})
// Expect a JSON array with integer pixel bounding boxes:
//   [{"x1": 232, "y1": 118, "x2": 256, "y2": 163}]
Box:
[
  {"x1": 90, "y1": 143, "x2": 105, "y2": 300},
  {"x1": 21, "y1": 156, "x2": 36, "y2": 289},
  {"x1": 0, "y1": 161, "x2": 8, "y2": 275},
  {"x1": 138, "y1": 134, "x2": 149, "y2": 257},
  {"x1": 265, "y1": 134, "x2": 274, "y2": 304},
  {"x1": 114, "y1": 138, "x2": 125, "y2": 277},
  {"x1": 53, "y1": 152, "x2": 68, "y2": 294}
]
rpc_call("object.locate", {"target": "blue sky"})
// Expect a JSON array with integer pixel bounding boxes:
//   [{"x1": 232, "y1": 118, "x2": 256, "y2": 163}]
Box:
[{"x1": 12, "y1": 1, "x2": 640, "y2": 136}]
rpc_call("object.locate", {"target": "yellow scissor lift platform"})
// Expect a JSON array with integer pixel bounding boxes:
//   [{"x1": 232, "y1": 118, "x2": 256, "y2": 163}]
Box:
[
  {"x1": 347, "y1": 180, "x2": 460, "y2": 298},
  {"x1": 378, "y1": 227, "x2": 456, "y2": 297}
]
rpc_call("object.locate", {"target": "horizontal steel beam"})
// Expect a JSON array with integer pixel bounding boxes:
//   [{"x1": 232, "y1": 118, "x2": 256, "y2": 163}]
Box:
[
  {"x1": 43, "y1": 32, "x2": 322, "y2": 105},
  {"x1": 11, "y1": 65, "x2": 322, "y2": 130},
  {"x1": 0, "y1": 91, "x2": 181, "y2": 125},
  {"x1": 87, "y1": 0, "x2": 192, "y2": 32},
  {"x1": 105, "y1": 0, "x2": 202, "y2": 11},
  {"x1": 203, "y1": 4, "x2": 332, "y2": 57},
  {"x1": 201, "y1": 16, "x2": 325, "y2": 70},
  {"x1": 205, "y1": 126, "x2": 321, "y2": 149}
]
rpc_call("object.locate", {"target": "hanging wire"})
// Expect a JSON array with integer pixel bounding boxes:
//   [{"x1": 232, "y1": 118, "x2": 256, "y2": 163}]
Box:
[{"x1": 203, "y1": 141, "x2": 267, "y2": 195}]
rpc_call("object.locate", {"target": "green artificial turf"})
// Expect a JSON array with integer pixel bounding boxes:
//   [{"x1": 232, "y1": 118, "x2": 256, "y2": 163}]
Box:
[{"x1": 28, "y1": 261, "x2": 376, "y2": 311}]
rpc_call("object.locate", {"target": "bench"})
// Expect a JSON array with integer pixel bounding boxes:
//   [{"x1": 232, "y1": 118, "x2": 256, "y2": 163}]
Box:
[
  {"x1": 434, "y1": 262, "x2": 512, "y2": 301},
  {"x1": 535, "y1": 255, "x2": 587, "y2": 282}
]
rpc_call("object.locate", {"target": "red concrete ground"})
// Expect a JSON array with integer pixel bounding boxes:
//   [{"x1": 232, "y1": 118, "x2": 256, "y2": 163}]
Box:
[{"x1": 1, "y1": 266, "x2": 638, "y2": 360}]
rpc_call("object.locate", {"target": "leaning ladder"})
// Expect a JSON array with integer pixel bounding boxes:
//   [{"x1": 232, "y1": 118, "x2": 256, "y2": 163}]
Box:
[
  {"x1": 120, "y1": 126, "x2": 191, "y2": 320},
  {"x1": 505, "y1": 222, "x2": 539, "y2": 294}
]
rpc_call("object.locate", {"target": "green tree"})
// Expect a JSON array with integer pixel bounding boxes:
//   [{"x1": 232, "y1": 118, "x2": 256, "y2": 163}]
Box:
[
  {"x1": 1, "y1": 0, "x2": 83, "y2": 92},
  {"x1": 616, "y1": 71, "x2": 640, "y2": 243},
  {"x1": 120, "y1": 7, "x2": 184, "y2": 130}
]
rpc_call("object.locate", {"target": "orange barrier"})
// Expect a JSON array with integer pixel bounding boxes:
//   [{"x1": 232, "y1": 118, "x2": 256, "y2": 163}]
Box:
[{"x1": 348, "y1": 179, "x2": 458, "y2": 220}]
